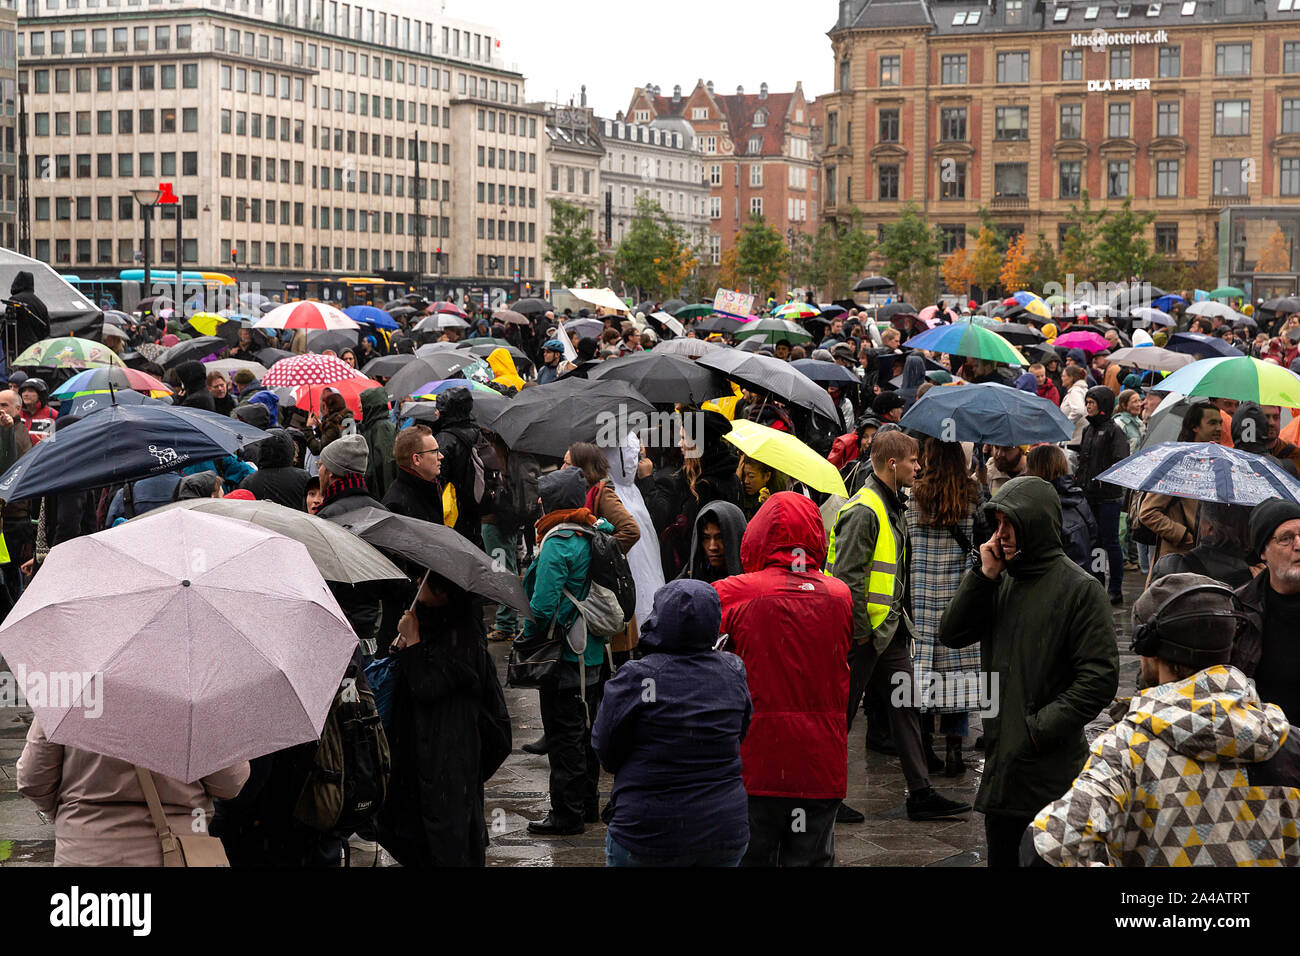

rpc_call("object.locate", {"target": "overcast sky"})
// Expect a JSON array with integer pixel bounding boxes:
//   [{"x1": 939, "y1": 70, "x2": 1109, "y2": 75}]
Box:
[{"x1": 445, "y1": 0, "x2": 834, "y2": 117}]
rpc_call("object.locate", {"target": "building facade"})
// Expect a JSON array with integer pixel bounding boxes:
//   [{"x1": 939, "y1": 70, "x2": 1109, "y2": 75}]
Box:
[
  {"x1": 825, "y1": 0, "x2": 1300, "y2": 286},
  {"x1": 17, "y1": 0, "x2": 543, "y2": 298},
  {"x1": 0, "y1": 2, "x2": 15, "y2": 252},
  {"x1": 626, "y1": 80, "x2": 821, "y2": 267},
  {"x1": 598, "y1": 113, "x2": 709, "y2": 251},
  {"x1": 539, "y1": 100, "x2": 603, "y2": 286}
]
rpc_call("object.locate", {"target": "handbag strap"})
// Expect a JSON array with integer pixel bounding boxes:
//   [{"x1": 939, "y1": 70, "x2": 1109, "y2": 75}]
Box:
[{"x1": 134, "y1": 765, "x2": 182, "y2": 861}]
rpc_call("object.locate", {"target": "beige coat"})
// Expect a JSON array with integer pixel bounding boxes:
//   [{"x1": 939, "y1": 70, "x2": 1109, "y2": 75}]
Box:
[
  {"x1": 591, "y1": 481, "x2": 642, "y2": 653},
  {"x1": 17, "y1": 718, "x2": 249, "y2": 866},
  {"x1": 1139, "y1": 493, "x2": 1200, "y2": 584}
]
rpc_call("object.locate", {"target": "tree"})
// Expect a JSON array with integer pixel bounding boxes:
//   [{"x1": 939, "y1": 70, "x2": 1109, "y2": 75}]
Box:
[
  {"x1": 613, "y1": 197, "x2": 674, "y2": 298},
  {"x1": 878, "y1": 203, "x2": 940, "y2": 304},
  {"x1": 970, "y1": 226, "x2": 1004, "y2": 297},
  {"x1": 1058, "y1": 191, "x2": 1108, "y2": 285},
  {"x1": 1187, "y1": 231, "x2": 1219, "y2": 292},
  {"x1": 543, "y1": 199, "x2": 604, "y2": 288},
  {"x1": 940, "y1": 245, "x2": 977, "y2": 299},
  {"x1": 1095, "y1": 198, "x2": 1159, "y2": 280},
  {"x1": 718, "y1": 246, "x2": 741, "y2": 291},
  {"x1": 1022, "y1": 232, "x2": 1060, "y2": 294},
  {"x1": 999, "y1": 232, "x2": 1032, "y2": 292},
  {"x1": 1256, "y1": 225, "x2": 1292, "y2": 273},
  {"x1": 656, "y1": 231, "x2": 699, "y2": 298},
  {"x1": 733, "y1": 215, "x2": 789, "y2": 298},
  {"x1": 791, "y1": 212, "x2": 877, "y2": 299}
]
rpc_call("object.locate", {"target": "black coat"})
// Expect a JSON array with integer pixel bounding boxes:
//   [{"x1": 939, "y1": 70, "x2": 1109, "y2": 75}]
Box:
[
  {"x1": 8, "y1": 271, "x2": 50, "y2": 355},
  {"x1": 376, "y1": 601, "x2": 510, "y2": 867},
  {"x1": 637, "y1": 451, "x2": 742, "y2": 580},
  {"x1": 239, "y1": 430, "x2": 308, "y2": 510},
  {"x1": 382, "y1": 467, "x2": 444, "y2": 525}
]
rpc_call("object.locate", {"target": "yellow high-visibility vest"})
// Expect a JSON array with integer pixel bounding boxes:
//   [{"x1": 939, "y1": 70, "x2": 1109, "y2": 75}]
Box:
[{"x1": 826, "y1": 485, "x2": 900, "y2": 630}]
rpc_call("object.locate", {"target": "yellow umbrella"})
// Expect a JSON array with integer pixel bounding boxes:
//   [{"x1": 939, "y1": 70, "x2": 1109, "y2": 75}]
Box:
[
  {"x1": 1021, "y1": 298, "x2": 1051, "y2": 321},
  {"x1": 722, "y1": 419, "x2": 848, "y2": 497},
  {"x1": 187, "y1": 312, "x2": 231, "y2": 337}
]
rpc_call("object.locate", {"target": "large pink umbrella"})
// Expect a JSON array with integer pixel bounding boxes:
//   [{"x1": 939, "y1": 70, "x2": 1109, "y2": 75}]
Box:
[
  {"x1": 262, "y1": 352, "x2": 363, "y2": 388},
  {"x1": 0, "y1": 510, "x2": 358, "y2": 783},
  {"x1": 1053, "y1": 330, "x2": 1111, "y2": 353}
]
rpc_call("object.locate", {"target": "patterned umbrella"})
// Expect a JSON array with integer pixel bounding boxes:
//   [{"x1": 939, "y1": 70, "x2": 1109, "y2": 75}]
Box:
[
  {"x1": 52, "y1": 367, "x2": 172, "y2": 399},
  {"x1": 13, "y1": 337, "x2": 124, "y2": 369},
  {"x1": 772, "y1": 302, "x2": 820, "y2": 320},
  {"x1": 1098, "y1": 442, "x2": 1300, "y2": 506},
  {"x1": 254, "y1": 301, "x2": 359, "y2": 331},
  {"x1": 262, "y1": 353, "x2": 363, "y2": 388},
  {"x1": 901, "y1": 321, "x2": 1029, "y2": 365},
  {"x1": 428, "y1": 300, "x2": 468, "y2": 318}
]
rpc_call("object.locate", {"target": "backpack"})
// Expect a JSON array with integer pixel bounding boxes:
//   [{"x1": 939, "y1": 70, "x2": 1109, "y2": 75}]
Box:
[
  {"x1": 541, "y1": 521, "x2": 635, "y2": 638},
  {"x1": 442, "y1": 424, "x2": 487, "y2": 504},
  {"x1": 291, "y1": 661, "x2": 391, "y2": 835},
  {"x1": 1127, "y1": 490, "x2": 1158, "y2": 546}
]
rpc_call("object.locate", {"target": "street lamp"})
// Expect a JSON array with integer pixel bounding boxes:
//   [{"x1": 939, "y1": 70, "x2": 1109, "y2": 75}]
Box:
[{"x1": 131, "y1": 187, "x2": 163, "y2": 307}]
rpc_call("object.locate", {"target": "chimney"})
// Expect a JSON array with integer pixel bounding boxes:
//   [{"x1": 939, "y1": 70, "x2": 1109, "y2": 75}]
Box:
[
  {"x1": 616, "y1": 109, "x2": 624, "y2": 122},
  {"x1": 580, "y1": 84, "x2": 587, "y2": 107},
  {"x1": 760, "y1": 82, "x2": 768, "y2": 99},
  {"x1": 706, "y1": 80, "x2": 714, "y2": 95},
  {"x1": 737, "y1": 84, "x2": 744, "y2": 96},
  {"x1": 672, "y1": 84, "x2": 681, "y2": 102}
]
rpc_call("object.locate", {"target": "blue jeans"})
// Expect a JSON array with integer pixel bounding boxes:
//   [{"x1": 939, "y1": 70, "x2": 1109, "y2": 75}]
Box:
[
  {"x1": 1090, "y1": 497, "x2": 1125, "y2": 598},
  {"x1": 605, "y1": 831, "x2": 746, "y2": 867},
  {"x1": 1137, "y1": 540, "x2": 1152, "y2": 575}
]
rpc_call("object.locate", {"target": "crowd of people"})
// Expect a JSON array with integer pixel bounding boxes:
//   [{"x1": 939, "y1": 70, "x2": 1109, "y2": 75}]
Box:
[{"x1": 6, "y1": 282, "x2": 1300, "y2": 869}]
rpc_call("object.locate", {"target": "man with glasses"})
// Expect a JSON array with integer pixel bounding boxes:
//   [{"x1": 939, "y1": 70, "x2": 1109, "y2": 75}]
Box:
[
  {"x1": 383, "y1": 425, "x2": 444, "y2": 525},
  {"x1": 1234, "y1": 498, "x2": 1300, "y2": 723}
]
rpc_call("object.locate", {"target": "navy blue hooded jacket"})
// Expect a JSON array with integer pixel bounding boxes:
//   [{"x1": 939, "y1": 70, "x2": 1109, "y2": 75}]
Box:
[{"x1": 591, "y1": 579, "x2": 752, "y2": 858}]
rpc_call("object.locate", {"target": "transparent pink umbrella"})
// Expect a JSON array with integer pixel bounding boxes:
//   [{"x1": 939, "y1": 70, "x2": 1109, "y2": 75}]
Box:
[{"x1": 0, "y1": 509, "x2": 358, "y2": 783}]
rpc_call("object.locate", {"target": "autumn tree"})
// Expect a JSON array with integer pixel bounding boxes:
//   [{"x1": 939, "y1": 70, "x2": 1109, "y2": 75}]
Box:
[
  {"x1": 941, "y1": 245, "x2": 977, "y2": 299},
  {"x1": 1256, "y1": 226, "x2": 1292, "y2": 273},
  {"x1": 1023, "y1": 232, "x2": 1060, "y2": 293},
  {"x1": 1058, "y1": 191, "x2": 1107, "y2": 285},
  {"x1": 1000, "y1": 232, "x2": 1031, "y2": 291},
  {"x1": 969, "y1": 226, "x2": 1004, "y2": 298}
]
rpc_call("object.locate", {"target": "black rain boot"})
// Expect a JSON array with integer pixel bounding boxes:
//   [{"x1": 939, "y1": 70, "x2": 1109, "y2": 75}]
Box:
[
  {"x1": 944, "y1": 736, "x2": 966, "y2": 777},
  {"x1": 921, "y1": 730, "x2": 945, "y2": 773}
]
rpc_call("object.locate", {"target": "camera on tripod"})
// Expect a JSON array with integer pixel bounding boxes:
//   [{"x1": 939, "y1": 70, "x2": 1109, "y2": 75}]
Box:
[{"x1": 0, "y1": 297, "x2": 27, "y2": 372}]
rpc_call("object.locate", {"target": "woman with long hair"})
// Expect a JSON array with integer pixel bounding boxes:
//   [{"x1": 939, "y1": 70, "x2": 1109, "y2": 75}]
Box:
[
  {"x1": 737, "y1": 454, "x2": 788, "y2": 521},
  {"x1": 904, "y1": 437, "x2": 986, "y2": 776}
]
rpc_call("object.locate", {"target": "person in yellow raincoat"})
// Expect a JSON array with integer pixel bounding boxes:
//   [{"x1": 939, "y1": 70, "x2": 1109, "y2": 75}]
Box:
[{"x1": 486, "y1": 347, "x2": 525, "y2": 392}]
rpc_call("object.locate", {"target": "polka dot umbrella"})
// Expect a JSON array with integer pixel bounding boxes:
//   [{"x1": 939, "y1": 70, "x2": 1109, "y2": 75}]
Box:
[{"x1": 262, "y1": 353, "x2": 365, "y2": 388}]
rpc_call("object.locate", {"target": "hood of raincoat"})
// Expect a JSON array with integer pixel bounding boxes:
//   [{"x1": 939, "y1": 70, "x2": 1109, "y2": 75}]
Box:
[
  {"x1": 983, "y1": 475, "x2": 1065, "y2": 577},
  {"x1": 359, "y1": 386, "x2": 391, "y2": 426},
  {"x1": 685, "y1": 499, "x2": 747, "y2": 579},
  {"x1": 637, "y1": 579, "x2": 723, "y2": 654},
  {"x1": 176, "y1": 360, "x2": 207, "y2": 394},
  {"x1": 246, "y1": 389, "x2": 280, "y2": 423},
  {"x1": 233, "y1": 402, "x2": 270, "y2": 430},
  {"x1": 1131, "y1": 328, "x2": 1154, "y2": 347},
  {"x1": 487, "y1": 347, "x2": 525, "y2": 391},
  {"x1": 1014, "y1": 372, "x2": 1039, "y2": 394},
  {"x1": 1066, "y1": 348, "x2": 1088, "y2": 368},
  {"x1": 256, "y1": 427, "x2": 297, "y2": 468},
  {"x1": 9, "y1": 270, "x2": 33, "y2": 295},
  {"x1": 740, "y1": 490, "x2": 827, "y2": 574},
  {"x1": 436, "y1": 385, "x2": 474, "y2": 426},
  {"x1": 1231, "y1": 401, "x2": 1271, "y2": 454},
  {"x1": 899, "y1": 354, "x2": 927, "y2": 393},
  {"x1": 1085, "y1": 384, "x2": 1115, "y2": 427}
]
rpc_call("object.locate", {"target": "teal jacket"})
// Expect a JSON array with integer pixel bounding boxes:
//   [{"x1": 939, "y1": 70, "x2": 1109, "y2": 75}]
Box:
[{"x1": 521, "y1": 516, "x2": 615, "y2": 667}]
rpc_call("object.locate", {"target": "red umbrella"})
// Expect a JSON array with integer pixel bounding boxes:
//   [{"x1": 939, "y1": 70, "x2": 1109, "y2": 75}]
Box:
[
  {"x1": 429, "y1": 300, "x2": 468, "y2": 318},
  {"x1": 254, "y1": 301, "x2": 359, "y2": 331},
  {"x1": 294, "y1": 378, "x2": 384, "y2": 418},
  {"x1": 262, "y1": 353, "x2": 363, "y2": 388}
]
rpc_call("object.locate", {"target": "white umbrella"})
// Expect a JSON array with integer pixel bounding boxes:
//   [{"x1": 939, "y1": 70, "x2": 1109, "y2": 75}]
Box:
[{"x1": 1185, "y1": 300, "x2": 1238, "y2": 320}]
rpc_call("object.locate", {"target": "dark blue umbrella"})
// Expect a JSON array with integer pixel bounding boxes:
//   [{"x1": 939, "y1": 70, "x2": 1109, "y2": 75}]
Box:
[
  {"x1": 1165, "y1": 332, "x2": 1241, "y2": 359},
  {"x1": 898, "y1": 382, "x2": 1073, "y2": 445},
  {"x1": 60, "y1": 388, "x2": 165, "y2": 418},
  {"x1": 0, "y1": 403, "x2": 271, "y2": 503},
  {"x1": 1152, "y1": 294, "x2": 1186, "y2": 312},
  {"x1": 790, "y1": 358, "x2": 860, "y2": 386}
]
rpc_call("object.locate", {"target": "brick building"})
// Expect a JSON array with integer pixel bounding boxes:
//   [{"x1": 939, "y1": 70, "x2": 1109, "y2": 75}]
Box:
[{"x1": 625, "y1": 79, "x2": 820, "y2": 268}]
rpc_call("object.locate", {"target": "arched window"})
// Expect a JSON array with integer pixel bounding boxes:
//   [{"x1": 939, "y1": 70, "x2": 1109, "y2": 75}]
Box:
[{"x1": 754, "y1": 108, "x2": 767, "y2": 127}]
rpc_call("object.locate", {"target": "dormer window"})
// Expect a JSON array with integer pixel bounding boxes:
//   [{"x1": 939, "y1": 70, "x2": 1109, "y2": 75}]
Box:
[{"x1": 754, "y1": 108, "x2": 767, "y2": 127}]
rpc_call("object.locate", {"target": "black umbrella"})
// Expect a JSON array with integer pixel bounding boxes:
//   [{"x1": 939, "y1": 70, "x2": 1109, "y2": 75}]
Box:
[
  {"x1": 399, "y1": 392, "x2": 510, "y2": 430},
  {"x1": 790, "y1": 358, "x2": 860, "y2": 386},
  {"x1": 877, "y1": 302, "x2": 917, "y2": 322},
  {"x1": 1261, "y1": 297, "x2": 1300, "y2": 314},
  {"x1": 486, "y1": 379, "x2": 654, "y2": 457},
  {"x1": 1108, "y1": 285, "x2": 1166, "y2": 312},
  {"x1": 585, "y1": 352, "x2": 733, "y2": 405},
  {"x1": 462, "y1": 342, "x2": 534, "y2": 371},
  {"x1": 853, "y1": 276, "x2": 895, "y2": 292},
  {"x1": 692, "y1": 315, "x2": 744, "y2": 334},
  {"x1": 993, "y1": 322, "x2": 1048, "y2": 346},
  {"x1": 662, "y1": 298, "x2": 688, "y2": 315},
  {"x1": 384, "y1": 353, "x2": 482, "y2": 401},
  {"x1": 305, "y1": 329, "x2": 361, "y2": 354},
  {"x1": 60, "y1": 388, "x2": 164, "y2": 418},
  {"x1": 157, "y1": 336, "x2": 227, "y2": 369},
  {"x1": 330, "y1": 507, "x2": 531, "y2": 616},
  {"x1": 634, "y1": 301, "x2": 657, "y2": 316},
  {"x1": 362, "y1": 354, "x2": 418, "y2": 378},
  {"x1": 696, "y1": 350, "x2": 839, "y2": 424},
  {"x1": 185, "y1": 316, "x2": 241, "y2": 347},
  {"x1": 652, "y1": 338, "x2": 725, "y2": 358},
  {"x1": 819, "y1": 304, "x2": 848, "y2": 318},
  {"x1": 513, "y1": 297, "x2": 553, "y2": 316},
  {"x1": 1233, "y1": 313, "x2": 1259, "y2": 331},
  {"x1": 257, "y1": 347, "x2": 295, "y2": 367}
]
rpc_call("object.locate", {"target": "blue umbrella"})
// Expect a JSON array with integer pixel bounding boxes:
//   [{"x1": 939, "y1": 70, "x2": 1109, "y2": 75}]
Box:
[
  {"x1": 60, "y1": 388, "x2": 164, "y2": 418},
  {"x1": 1152, "y1": 294, "x2": 1186, "y2": 312},
  {"x1": 0, "y1": 403, "x2": 271, "y2": 503},
  {"x1": 898, "y1": 382, "x2": 1073, "y2": 445},
  {"x1": 1098, "y1": 441, "x2": 1300, "y2": 506},
  {"x1": 790, "y1": 358, "x2": 860, "y2": 386},
  {"x1": 1165, "y1": 332, "x2": 1241, "y2": 359},
  {"x1": 345, "y1": 305, "x2": 400, "y2": 331}
]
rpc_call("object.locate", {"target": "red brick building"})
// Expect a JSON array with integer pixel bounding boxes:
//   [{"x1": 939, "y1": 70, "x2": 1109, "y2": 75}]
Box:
[{"x1": 626, "y1": 80, "x2": 821, "y2": 268}]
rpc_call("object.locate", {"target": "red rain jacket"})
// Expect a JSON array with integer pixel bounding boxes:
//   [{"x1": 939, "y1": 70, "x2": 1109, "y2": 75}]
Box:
[{"x1": 714, "y1": 492, "x2": 853, "y2": 799}]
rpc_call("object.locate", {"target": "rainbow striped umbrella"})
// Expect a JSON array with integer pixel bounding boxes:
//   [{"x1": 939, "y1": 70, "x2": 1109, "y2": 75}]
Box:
[
  {"x1": 1156, "y1": 356, "x2": 1300, "y2": 406},
  {"x1": 772, "y1": 302, "x2": 820, "y2": 320},
  {"x1": 52, "y1": 367, "x2": 172, "y2": 399},
  {"x1": 902, "y1": 320, "x2": 1028, "y2": 365}
]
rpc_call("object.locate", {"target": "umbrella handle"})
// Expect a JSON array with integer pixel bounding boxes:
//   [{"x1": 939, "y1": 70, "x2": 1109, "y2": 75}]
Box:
[{"x1": 408, "y1": 567, "x2": 430, "y2": 612}]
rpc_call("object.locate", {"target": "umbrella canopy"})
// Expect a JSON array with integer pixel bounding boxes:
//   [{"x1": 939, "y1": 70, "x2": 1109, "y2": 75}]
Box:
[
  {"x1": 413, "y1": 313, "x2": 471, "y2": 332},
  {"x1": 1106, "y1": 346, "x2": 1195, "y2": 372},
  {"x1": 877, "y1": 302, "x2": 918, "y2": 322},
  {"x1": 696, "y1": 350, "x2": 839, "y2": 423},
  {"x1": 204, "y1": 358, "x2": 271, "y2": 379},
  {"x1": 461, "y1": 342, "x2": 533, "y2": 371},
  {"x1": 294, "y1": 377, "x2": 385, "y2": 417},
  {"x1": 257, "y1": 347, "x2": 295, "y2": 367},
  {"x1": 486, "y1": 378, "x2": 655, "y2": 457},
  {"x1": 918, "y1": 305, "x2": 959, "y2": 324},
  {"x1": 384, "y1": 353, "x2": 483, "y2": 400},
  {"x1": 157, "y1": 336, "x2": 228, "y2": 369},
  {"x1": 901, "y1": 321, "x2": 1029, "y2": 365},
  {"x1": 0, "y1": 509, "x2": 357, "y2": 783},
  {"x1": 386, "y1": 305, "x2": 417, "y2": 318},
  {"x1": 52, "y1": 367, "x2": 171, "y2": 399},
  {"x1": 1261, "y1": 297, "x2": 1300, "y2": 314},
  {"x1": 853, "y1": 276, "x2": 895, "y2": 292},
  {"x1": 563, "y1": 317, "x2": 606, "y2": 339},
  {"x1": 255, "y1": 301, "x2": 359, "y2": 331},
  {"x1": 361, "y1": 353, "x2": 418, "y2": 379},
  {"x1": 344, "y1": 305, "x2": 400, "y2": 331},
  {"x1": 723, "y1": 419, "x2": 847, "y2": 496},
  {"x1": 240, "y1": 291, "x2": 270, "y2": 307},
  {"x1": 1099, "y1": 442, "x2": 1300, "y2": 506},
  {"x1": 262, "y1": 352, "x2": 363, "y2": 388},
  {"x1": 1130, "y1": 307, "x2": 1175, "y2": 328},
  {"x1": 898, "y1": 382, "x2": 1074, "y2": 445},
  {"x1": 1209, "y1": 287, "x2": 1245, "y2": 301},
  {"x1": 60, "y1": 388, "x2": 163, "y2": 418},
  {"x1": 410, "y1": 379, "x2": 500, "y2": 399},
  {"x1": 138, "y1": 498, "x2": 405, "y2": 584},
  {"x1": 493, "y1": 309, "x2": 531, "y2": 327},
  {"x1": 304, "y1": 329, "x2": 361, "y2": 355},
  {"x1": 1153, "y1": 356, "x2": 1300, "y2": 406},
  {"x1": 652, "y1": 338, "x2": 724, "y2": 358},
  {"x1": 692, "y1": 315, "x2": 744, "y2": 334},
  {"x1": 662, "y1": 298, "x2": 688, "y2": 315},
  {"x1": 732, "y1": 318, "x2": 812, "y2": 345},
  {"x1": 1052, "y1": 330, "x2": 1110, "y2": 353},
  {"x1": 1152, "y1": 294, "x2": 1187, "y2": 312},
  {"x1": 1165, "y1": 332, "x2": 1243, "y2": 359},
  {"x1": 991, "y1": 322, "x2": 1047, "y2": 346},
  {"x1": 0, "y1": 402, "x2": 270, "y2": 503},
  {"x1": 428, "y1": 300, "x2": 468, "y2": 318},
  {"x1": 647, "y1": 311, "x2": 686, "y2": 338},
  {"x1": 331, "y1": 507, "x2": 531, "y2": 615},
  {"x1": 585, "y1": 352, "x2": 733, "y2": 405},
  {"x1": 1186, "y1": 300, "x2": 1239, "y2": 319},
  {"x1": 512, "y1": 297, "x2": 553, "y2": 315},
  {"x1": 14, "y1": 337, "x2": 124, "y2": 369},
  {"x1": 674, "y1": 304, "x2": 714, "y2": 320},
  {"x1": 185, "y1": 312, "x2": 240, "y2": 343},
  {"x1": 772, "y1": 302, "x2": 820, "y2": 320},
  {"x1": 790, "y1": 358, "x2": 860, "y2": 386}
]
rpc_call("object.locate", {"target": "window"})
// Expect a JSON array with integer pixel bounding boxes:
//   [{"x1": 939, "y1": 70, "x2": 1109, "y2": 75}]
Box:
[
  {"x1": 996, "y1": 106, "x2": 1029, "y2": 140},
  {"x1": 1282, "y1": 157, "x2": 1300, "y2": 195},
  {"x1": 997, "y1": 51, "x2": 1030, "y2": 83},
  {"x1": 139, "y1": 109, "x2": 154, "y2": 134},
  {"x1": 1108, "y1": 102, "x2": 1131, "y2": 139},
  {"x1": 879, "y1": 108, "x2": 900, "y2": 142},
  {"x1": 1213, "y1": 158, "x2": 1249, "y2": 195},
  {"x1": 826, "y1": 113, "x2": 838, "y2": 147},
  {"x1": 76, "y1": 69, "x2": 90, "y2": 93},
  {"x1": 1287, "y1": 42, "x2": 1300, "y2": 75},
  {"x1": 1060, "y1": 160, "x2": 1082, "y2": 198},
  {"x1": 154, "y1": 25, "x2": 168, "y2": 50},
  {"x1": 1156, "y1": 159, "x2": 1179, "y2": 197},
  {"x1": 182, "y1": 64, "x2": 197, "y2": 89},
  {"x1": 709, "y1": 196, "x2": 721, "y2": 219},
  {"x1": 1148, "y1": 2, "x2": 1163, "y2": 13},
  {"x1": 839, "y1": 59, "x2": 850, "y2": 90},
  {"x1": 1155, "y1": 224, "x2": 1179, "y2": 255},
  {"x1": 940, "y1": 162, "x2": 966, "y2": 199},
  {"x1": 1216, "y1": 43, "x2": 1251, "y2": 76},
  {"x1": 750, "y1": 164, "x2": 763, "y2": 187},
  {"x1": 118, "y1": 153, "x2": 133, "y2": 176},
  {"x1": 1117, "y1": 2, "x2": 1131, "y2": 15},
  {"x1": 1060, "y1": 104, "x2": 1082, "y2": 139},
  {"x1": 941, "y1": 54, "x2": 967, "y2": 85},
  {"x1": 1005, "y1": 0, "x2": 1026, "y2": 22},
  {"x1": 749, "y1": 197, "x2": 763, "y2": 216},
  {"x1": 878, "y1": 164, "x2": 899, "y2": 200},
  {"x1": 994, "y1": 163, "x2": 1028, "y2": 197},
  {"x1": 1159, "y1": 46, "x2": 1181, "y2": 78},
  {"x1": 1062, "y1": 49, "x2": 1083, "y2": 81},
  {"x1": 1181, "y1": 0, "x2": 1196, "y2": 13},
  {"x1": 1107, "y1": 160, "x2": 1130, "y2": 197},
  {"x1": 941, "y1": 107, "x2": 967, "y2": 141},
  {"x1": 1286, "y1": 99, "x2": 1300, "y2": 134},
  {"x1": 97, "y1": 153, "x2": 111, "y2": 177},
  {"x1": 183, "y1": 152, "x2": 197, "y2": 176},
  {"x1": 940, "y1": 225, "x2": 966, "y2": 254},
  {"x1": 1110, "y1": 48, "x2": 1132, "y2": 79},
  {"x1": 1214, "y1": 100, "x2": 1250, "y2": 136},
  {"x1": 879, "y1": 55, "x2": 900, "y2": 86}
]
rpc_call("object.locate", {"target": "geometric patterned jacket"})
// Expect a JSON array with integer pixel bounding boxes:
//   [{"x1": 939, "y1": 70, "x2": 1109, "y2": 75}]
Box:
[{"x1": 1031, "y1": 665, "x2": 1300, "y2": 866}]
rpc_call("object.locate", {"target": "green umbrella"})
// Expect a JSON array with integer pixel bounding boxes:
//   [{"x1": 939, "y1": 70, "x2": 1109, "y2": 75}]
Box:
[
  {"x1": 1043, "y1": 294, "x2": 1066, "y2": 306},
  {"x1": 1208, "y1": 286, "x2": 1245, "y2": 300},
  {"x1": 1156, "y1": 356, "x2": 1300, "y2": 406},
  {"x1": 731, "y1": 318, "x2": 812, "y2": 345},
  {"x1": 675, "y1": 304, "x2": 715, "y2": 320},
  {"x1": 13, "y1": 337, "x2": 125, "y2": 369}
]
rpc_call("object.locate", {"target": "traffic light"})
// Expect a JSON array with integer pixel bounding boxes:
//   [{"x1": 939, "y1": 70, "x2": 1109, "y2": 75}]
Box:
[{"x1": 230, "y1": 248, "x2": 238, "y2": 264}]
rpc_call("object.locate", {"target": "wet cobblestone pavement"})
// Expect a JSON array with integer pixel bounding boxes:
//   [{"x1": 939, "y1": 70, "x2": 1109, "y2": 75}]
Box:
[{"x1": 0, "y1": 574, "x2": 1143, "y2": 868}]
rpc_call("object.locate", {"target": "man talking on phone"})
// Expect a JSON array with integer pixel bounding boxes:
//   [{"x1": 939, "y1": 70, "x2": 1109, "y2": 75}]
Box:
[{"x1": 938, "y1": 475, "x2": 1118, "y2": 868}]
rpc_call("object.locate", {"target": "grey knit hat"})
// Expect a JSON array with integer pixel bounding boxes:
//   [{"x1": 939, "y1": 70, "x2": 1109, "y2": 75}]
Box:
[{"x1": 318, "y1": 433, "x2": 369, "y2": 477}]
